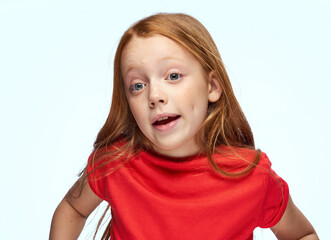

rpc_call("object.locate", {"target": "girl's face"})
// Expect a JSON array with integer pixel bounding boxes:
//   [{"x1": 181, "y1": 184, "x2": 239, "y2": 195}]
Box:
[{"x1": 121, "y1": 34, "x2": 221, "y2": 157}]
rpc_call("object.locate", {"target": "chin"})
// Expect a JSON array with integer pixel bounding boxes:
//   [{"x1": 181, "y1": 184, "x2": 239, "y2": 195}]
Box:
[{"x1": 153, "y1": 142, "x2": 199, "y2": 157}]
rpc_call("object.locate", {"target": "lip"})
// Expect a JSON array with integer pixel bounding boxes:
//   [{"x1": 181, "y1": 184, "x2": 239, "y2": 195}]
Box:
[
  {"x1": 151, "y1": 113, "x2": 181, "y2": 132},
  {"x1": 151, "y1": 113, "x2": 180, "y2": 125}
]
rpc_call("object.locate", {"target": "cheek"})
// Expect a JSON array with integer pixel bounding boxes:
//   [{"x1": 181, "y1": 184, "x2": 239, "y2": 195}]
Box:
[
  {"x1": 127, "y1": 97, "x2": 146, "y2": 125},
  {"x1": 179, "y1": 82, "x2": 209, "y2": 112}
]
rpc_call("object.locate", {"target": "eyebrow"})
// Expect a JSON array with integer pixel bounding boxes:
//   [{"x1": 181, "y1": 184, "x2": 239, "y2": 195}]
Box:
[
  {"x1": 122, "y1": 66, "x2": 144, "y2": 80},
  {"x1": 158, "y1": 56, "x2": 184, "y2": 63},
  {"x1": 123, "y1": 56, "x2": 186, "y2": 76}
]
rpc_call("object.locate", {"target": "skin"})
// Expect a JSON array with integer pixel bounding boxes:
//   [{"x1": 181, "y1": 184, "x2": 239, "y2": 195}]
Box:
[
  {"x1": 49, "y1": 173, "x2": 103, "y2": 240},
  {"x1": 121, "y1": 35, "x2": 221, "y2": 157},
  {"x1": 49, "y1": 34, "x2": 318, "y2": 239}
]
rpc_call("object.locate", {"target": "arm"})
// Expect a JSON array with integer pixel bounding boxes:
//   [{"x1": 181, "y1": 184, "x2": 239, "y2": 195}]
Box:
[
  {"x1": 271, "y1": 195, "x2": 318, "y2": 240},
  {"x1": 49, "y1": 172, "x2": 103, "y2": 240}
]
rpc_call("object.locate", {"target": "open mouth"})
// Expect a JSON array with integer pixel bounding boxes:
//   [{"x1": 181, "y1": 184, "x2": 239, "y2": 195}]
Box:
[{"x1": 153, "y1": 115, "x2": 181, "y2": 126}]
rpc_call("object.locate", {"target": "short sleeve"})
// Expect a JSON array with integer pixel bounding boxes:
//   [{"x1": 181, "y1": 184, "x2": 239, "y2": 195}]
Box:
[
  {"x1": 86, "y1": 141, "x2": 128, "y2": 202},
  {"x1": 86, "y1": 151, "x2": 108, "y2": 201},
  {"x1": 258, "y1": 153, "x2": 289, "y2": 228}
]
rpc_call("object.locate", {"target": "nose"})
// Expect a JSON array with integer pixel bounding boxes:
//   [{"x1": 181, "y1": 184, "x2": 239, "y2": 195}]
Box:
[{"x1": 148, "y1": 82, "x2": 168, "y2": 108}]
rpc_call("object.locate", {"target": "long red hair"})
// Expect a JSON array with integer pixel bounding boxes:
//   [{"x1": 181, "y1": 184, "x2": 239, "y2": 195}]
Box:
[
  {"x1": 90, "y1": 13, "x2": 261, "y2": 239},
  {"x1": 93, "y1": 12, "x2": 260, "y2": 173}
]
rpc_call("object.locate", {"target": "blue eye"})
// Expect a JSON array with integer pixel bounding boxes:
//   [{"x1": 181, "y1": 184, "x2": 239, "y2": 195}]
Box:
[
  {"x1": 130, "y1": 83, "x2": 146, "y2": 91},
  {"x1": 167, "y1": 73, "x2": 181, "y2": 81}
]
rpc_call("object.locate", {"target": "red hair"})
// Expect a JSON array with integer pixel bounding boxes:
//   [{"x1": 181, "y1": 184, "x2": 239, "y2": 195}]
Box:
[
  {"x1": 90, "y1": 13, "x2": 261, "y2": 239},
  {"x1": 93, "y1": 13, "x2": 260, "y2": 175}
]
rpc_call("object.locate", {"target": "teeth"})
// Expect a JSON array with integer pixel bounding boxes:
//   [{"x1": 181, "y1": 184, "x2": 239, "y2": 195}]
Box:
[{"x1": 157, "y1": 116, "x2": 169, "y2": 121}]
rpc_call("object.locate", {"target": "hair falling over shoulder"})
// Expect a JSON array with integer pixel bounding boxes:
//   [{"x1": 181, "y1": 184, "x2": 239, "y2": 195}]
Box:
[{"x1": 89, "y1": 13, "x2": 261, "y2": 239}]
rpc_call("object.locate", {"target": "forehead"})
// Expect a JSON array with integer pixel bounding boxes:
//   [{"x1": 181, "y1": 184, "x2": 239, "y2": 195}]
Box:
[{"x1": 120, "y1": 35, "x2": 199, "y2": 73}]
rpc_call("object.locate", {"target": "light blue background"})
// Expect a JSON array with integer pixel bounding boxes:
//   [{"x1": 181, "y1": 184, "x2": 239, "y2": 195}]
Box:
[{"x1": 0, "y1": 0, "x2": 330, "y2": 239}]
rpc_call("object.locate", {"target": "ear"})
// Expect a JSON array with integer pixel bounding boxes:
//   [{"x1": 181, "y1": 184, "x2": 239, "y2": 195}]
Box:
[{"x1": 207, "y1": 70, "x2": 222, "y2": 102}]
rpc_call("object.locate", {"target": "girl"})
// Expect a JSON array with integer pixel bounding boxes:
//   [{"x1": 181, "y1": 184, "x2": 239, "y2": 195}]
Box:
[{"x1": 50, "y1": 13, "x2": 318, "y2": 239}]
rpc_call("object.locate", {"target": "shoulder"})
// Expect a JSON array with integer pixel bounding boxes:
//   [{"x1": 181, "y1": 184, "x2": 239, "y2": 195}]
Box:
[
  {"x1": 212, "y1": 145, "x2": 272, "y2": 175},
  {"x1": 214, "y1": 146, "x2": 289, "y2": 228},
  {"x1": 85, "y1": 140, "x2": 133, "y2": 200},
  {"x1": 86, "y1": 139, "x2": 131, "y2": 176}
]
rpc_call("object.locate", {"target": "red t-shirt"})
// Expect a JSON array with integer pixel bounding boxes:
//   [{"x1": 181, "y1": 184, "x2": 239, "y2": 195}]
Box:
[{"x1": 87, "y1": 145, "x2": 289, "y2": 240}]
